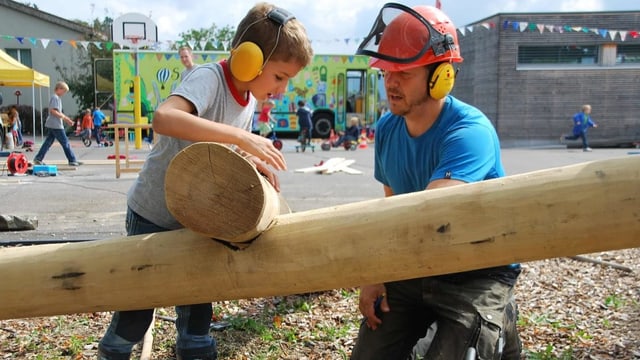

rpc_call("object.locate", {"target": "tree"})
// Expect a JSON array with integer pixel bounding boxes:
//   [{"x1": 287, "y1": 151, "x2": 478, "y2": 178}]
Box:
[
  {"x1": 54, "y1": 16, "x2": 115, "y2": 113},
  {"x1": 177, "y1": 25, "x2": 235, "y2": 51}
]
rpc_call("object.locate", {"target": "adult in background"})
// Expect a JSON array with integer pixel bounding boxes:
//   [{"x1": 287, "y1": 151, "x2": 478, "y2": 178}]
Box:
[
  {"x1": 350, "y1": 4, "x2": 521, "y2": 359},
  {"x1": 33, "y1": 81, "x2": 82, "y2": 166},
  {"x1": 179, "y1": 46, "x2": 199, "y2": 81}
]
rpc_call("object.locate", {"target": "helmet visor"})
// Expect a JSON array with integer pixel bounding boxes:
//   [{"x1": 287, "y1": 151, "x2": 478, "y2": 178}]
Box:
[{"x1": 356, "y1": 3, "x2": 448, "y2": 64}]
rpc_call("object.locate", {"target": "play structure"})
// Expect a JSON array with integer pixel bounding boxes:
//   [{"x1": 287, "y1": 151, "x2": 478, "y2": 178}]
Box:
[
  {"x1": 0, "y1": 143, "x2": 638, "y2": 320},
  {"x1": 113, "y1": 51, "x2": 385, "y2": 138}
]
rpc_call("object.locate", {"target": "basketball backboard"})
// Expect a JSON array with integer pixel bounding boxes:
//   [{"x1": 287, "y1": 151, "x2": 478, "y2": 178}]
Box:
[{"x1": 112, "y1": 13, "x2": 158, "y2": 48}]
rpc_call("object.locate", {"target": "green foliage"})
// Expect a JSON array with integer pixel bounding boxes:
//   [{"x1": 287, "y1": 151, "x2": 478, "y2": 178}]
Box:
[
  {"x1": 177, "y1": 25, "x2": 236, "y2": 51},
  {"x1": 525, "y1": 344, "x2": 575, "y2": 360},
  {"x1": 604, "y1": 293, "x2": 625, "y2": 309},
  {"x1": 57, "y1": 17, "x2": 235, "y2": 112},
  {"x1": 54, "y1": 16, "x2": 115, "y2": 112}
]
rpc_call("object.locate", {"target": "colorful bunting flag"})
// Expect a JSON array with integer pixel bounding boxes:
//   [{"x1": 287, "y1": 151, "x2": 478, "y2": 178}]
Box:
[{"x1": 1, "y1": 16, "x2": 639, "y2": 54}]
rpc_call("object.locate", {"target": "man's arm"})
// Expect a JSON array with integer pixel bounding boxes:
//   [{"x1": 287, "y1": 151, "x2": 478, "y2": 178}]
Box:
[{"x1": 426, "y1": 178, "x2": 466, "y2": 190}]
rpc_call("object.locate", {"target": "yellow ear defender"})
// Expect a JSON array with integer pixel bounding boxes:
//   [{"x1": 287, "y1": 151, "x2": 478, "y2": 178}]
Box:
[
  {"x1": 429, "y1": 63, "x2": 456, "y2": 100},
  {"x1": 229, "y1": 42, "x2": 265, "y2": 82},
  {"x1": 229, "y1": 7, "x2": 294, "y2": 82}
]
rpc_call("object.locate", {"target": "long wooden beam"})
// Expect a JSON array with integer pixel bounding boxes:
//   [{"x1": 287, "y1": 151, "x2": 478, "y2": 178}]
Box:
[{"x1": 0, "y1": 146, "x2": 638, "y2": 320}]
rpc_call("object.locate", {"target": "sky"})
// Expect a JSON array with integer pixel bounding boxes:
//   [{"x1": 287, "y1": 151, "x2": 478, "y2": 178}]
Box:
[{"x1": 29, "y1": 0, "x2": 639, "y2": 53}]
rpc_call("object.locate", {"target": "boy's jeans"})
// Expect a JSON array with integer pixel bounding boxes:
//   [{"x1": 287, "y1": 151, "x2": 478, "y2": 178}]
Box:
[{"x1": 98, "y1": 207, "x2": 214, "y2": 355}]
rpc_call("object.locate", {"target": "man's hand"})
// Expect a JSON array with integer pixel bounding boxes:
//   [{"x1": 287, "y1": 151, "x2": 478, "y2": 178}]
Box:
[{"x1": 358, "y1": 284, "x2": 389, "y2": 330}]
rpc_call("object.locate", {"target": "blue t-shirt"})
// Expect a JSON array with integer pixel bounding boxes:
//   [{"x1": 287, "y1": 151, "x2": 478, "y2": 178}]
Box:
[
  {"x1": 374, "y1": 96, "x2": 519, "y2": 284},
  {"x1": 92, "y1": 109, "x2": 106, "y2": 126},
  {"x1": 375, "y1": 96, "x2": 504, "y2": 195}
]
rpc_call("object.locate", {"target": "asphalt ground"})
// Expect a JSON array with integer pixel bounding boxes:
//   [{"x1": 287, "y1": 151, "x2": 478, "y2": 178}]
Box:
[{"x1": 0, "y1": 137, "x2": 637, "y2": 244}]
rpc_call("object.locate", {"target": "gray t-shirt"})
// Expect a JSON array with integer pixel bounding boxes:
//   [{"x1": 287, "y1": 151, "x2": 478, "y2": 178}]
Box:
[
  {"x1": 44, "y1": 94, "x2": 64, "y2": 129},
  {"x1": 127, "y1": 61, "x2": 257, "y2": 229},
  {"x1": 181, "y1": 64, "x2": 199, "y2": 82}
]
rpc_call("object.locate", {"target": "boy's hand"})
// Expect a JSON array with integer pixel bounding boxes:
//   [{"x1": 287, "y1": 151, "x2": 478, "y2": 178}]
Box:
[
  {"x1": 241, "y1": 133, "x2": 287, "y2": 171},
  {"x1": 249, "y1": 157, "x2": 281, "y2": 192}
]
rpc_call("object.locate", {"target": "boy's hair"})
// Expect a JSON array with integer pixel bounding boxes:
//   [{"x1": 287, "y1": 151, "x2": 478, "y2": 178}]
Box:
[
  {"x1": 297, "y1": 100, "x2": 305, "y2": 107},
  {"x1": 55, "y1": 81, "x2": 69, "y2": 91},
  {"x1": 232, "y1": 2, "x2": 313, "y2": 68}
]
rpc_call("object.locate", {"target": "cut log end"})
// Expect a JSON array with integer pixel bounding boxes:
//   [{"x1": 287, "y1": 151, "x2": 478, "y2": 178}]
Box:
[{"x1": 165, "y1": 142, "x2": 280, "y2": 242}]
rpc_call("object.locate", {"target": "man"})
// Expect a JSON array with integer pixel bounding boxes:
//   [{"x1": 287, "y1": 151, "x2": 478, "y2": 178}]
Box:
[
  {"x1": 350, "y1": 4, "x2": 521, "y2": 359},
  {"x1": 562, "y1": 104, "x2": 598, "y2": 152},
  {"x1": 179, "y1": 46, "x2": 198, "y2": 80}
]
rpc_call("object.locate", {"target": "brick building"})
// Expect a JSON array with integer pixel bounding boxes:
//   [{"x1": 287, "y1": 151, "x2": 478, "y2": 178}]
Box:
[{"x1": 453, "y1": 11, "x2": 640, "y2": 147}]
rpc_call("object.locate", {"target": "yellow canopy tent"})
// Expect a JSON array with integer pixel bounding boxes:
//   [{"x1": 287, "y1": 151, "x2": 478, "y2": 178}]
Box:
[{"x1": 0, "y1": 48, "x2": 50, "y2": 145}]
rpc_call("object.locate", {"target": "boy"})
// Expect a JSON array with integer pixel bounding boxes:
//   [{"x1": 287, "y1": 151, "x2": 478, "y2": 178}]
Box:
[
  {"x1": 296, "y1": 100, "x2": 313, "y2": 145},
  {"x1": 97, "y1": 3, "x2": 313, "y2": 359},
  {"x1": 92, "y1": 107, "x2": 106, "y2": 144},
  {"x1": 33, "y1": 81, "x2": 82, "y2": 166},
  {"x1": 79, "y1": 108, "x2": 93, "y2": 142},
  {"x1": 562, "y1": 104, "x2": 598, "y2": 152}
]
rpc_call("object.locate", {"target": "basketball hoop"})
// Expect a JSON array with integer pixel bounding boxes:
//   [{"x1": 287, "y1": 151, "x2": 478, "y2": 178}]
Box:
[
  {"x1": 124, "y1": 35, "x2": 144, "y2": 48},
  {"x1": 113, "y1": 13, "x2": 157, "y2": 49}
]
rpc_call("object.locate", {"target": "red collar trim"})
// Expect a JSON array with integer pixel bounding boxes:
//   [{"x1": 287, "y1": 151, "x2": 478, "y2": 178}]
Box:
[{"x1": 220, "y1": 59, "x2": 250, "y2": 106}]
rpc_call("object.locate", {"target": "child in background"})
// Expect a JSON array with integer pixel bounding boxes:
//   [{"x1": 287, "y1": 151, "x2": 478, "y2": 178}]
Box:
[
  {"x1": 80, "y1": 108, "x2": 93, "y2": 142},
  {"x1": 333, "y1": 116, "x2": 360, "y2": 148},
  {"x1": 32, "y1": 81, "x2": 82, "y2": 166},
  {"x1": 96, "y1": 2, "x2": 313, "y2": 360},
  {"x1": 257, "y1": 99, "x2": 276, "y2": 137},
  {"x1": 296, "y1": 100, "x2": 313, "y2": 145}
]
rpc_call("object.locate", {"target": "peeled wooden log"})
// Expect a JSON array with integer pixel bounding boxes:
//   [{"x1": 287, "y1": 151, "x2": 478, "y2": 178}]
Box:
[
  {"x1": 164, "y1": 143, "x2": 280, "y2": 242},
  {"x1": 0, "y1": 147, "x2": 638, "y2": 320}
]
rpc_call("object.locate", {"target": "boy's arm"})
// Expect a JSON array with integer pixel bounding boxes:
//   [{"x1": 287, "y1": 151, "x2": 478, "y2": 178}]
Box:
[{"x1": 154, "y1": 95, "x2": 286, "y2": 171}]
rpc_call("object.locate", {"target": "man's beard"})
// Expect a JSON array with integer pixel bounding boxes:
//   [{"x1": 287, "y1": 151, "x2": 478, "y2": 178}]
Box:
[{"x1": 388, "y1": 90, "x2": 430, "y2": 117}]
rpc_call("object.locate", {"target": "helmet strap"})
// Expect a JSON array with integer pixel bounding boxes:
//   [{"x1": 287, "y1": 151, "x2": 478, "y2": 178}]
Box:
[{"x1": 432, "y1": 33, "x2": 456, "y2": 57}]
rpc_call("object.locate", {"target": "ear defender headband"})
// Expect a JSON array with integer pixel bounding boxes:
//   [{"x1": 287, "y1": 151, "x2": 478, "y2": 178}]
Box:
[{"x1": 230, "y1": 7, "x2": 295, "y2": 82}]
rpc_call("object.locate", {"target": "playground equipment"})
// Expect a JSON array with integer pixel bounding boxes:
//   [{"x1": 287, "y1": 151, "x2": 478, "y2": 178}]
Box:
[{"x1": 0, "y1": 143, "x2": 638, "y2": 320}]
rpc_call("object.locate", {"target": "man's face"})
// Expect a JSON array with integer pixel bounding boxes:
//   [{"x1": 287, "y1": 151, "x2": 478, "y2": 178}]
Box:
[
  {"x1": 382, "y1": 66, "x2": 430, "y2": 117},
  {"x1": 180, "y1": 50, "x2": 193, "y2": 68}
]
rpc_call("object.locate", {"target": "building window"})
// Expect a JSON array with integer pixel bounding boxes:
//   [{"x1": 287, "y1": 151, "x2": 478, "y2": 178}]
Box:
[
  {"x1": 518, "y1": 45, "x2": 599, "y2": 65},
  {"x1": 5, "y1": 48, "x2": 33, "y2": 68},
  {"x1": 616, "y1": 44, "x2": 640, "y2": 64}
]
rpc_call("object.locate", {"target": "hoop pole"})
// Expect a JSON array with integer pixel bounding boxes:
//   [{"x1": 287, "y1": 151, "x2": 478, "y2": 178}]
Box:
[{"x1": 130, "y1": 38, "x2": 143, "y2": 149}]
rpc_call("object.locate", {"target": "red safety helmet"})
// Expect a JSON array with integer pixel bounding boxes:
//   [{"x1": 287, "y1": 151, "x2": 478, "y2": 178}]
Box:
[{"x1": 357, "y1": 3, "x2": 462, "y2": 71}]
